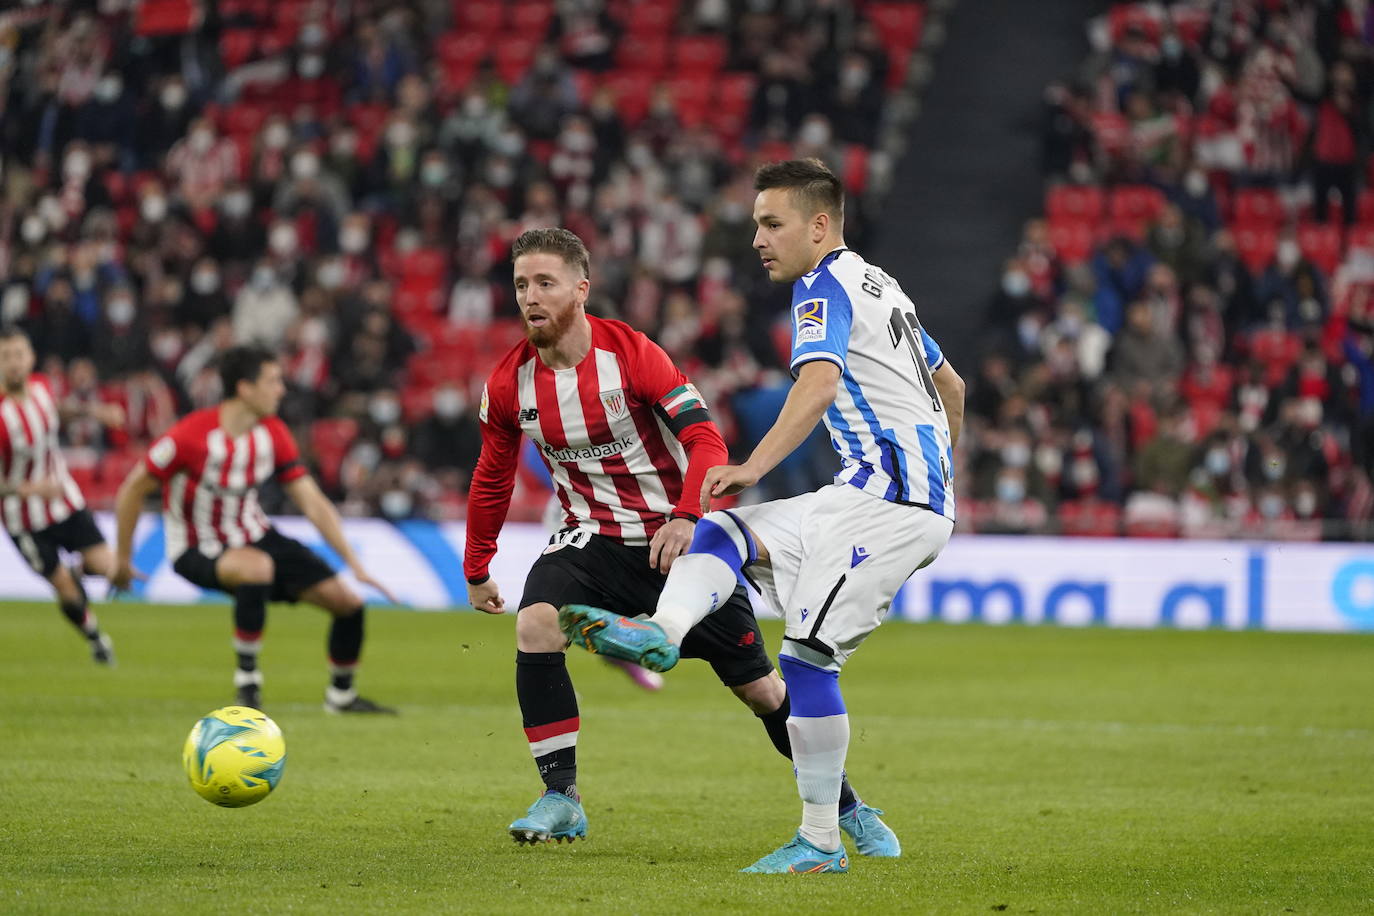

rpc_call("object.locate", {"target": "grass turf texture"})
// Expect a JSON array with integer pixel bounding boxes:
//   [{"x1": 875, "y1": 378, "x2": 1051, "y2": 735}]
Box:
[{"x1": 2, "y1": 600, "x2": 1372, "y2": 915}]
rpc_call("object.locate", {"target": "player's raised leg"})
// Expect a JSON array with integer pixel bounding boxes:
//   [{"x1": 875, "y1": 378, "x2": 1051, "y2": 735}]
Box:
[
  {"x1": 299, "y1": 573, "x2": 396, "y2": 715},
  {"x1": 508, "y1": 600, "x2": 587, "y2": 844}
]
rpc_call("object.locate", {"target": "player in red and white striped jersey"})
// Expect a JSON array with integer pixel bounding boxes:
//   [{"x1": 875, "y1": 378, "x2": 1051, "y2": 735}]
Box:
[
  {"x1": 465, "y1": 229, "x2": 875, "y2": 846},
  {"x1": 111, "y1": 345, "x2": 399, "y2": 714},
  {"x1": 0, "y1": 326, "x2": 123, "y2": 664}
]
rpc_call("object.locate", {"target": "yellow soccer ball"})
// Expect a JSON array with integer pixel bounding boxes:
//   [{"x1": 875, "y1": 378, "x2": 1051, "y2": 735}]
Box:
[{"x1": 183, "y1": 706, "x2": 286, "y2": 807}]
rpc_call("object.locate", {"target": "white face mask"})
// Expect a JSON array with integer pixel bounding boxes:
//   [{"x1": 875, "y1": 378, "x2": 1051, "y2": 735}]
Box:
[
  {"x1": 332, "y1": 132, "x2": 358, "y2": 157},
  {"x1": 264, "y1": 124, "x2": 291, "y2": 150},
  {"x1": 64, "y1": 150, "x2": 92, "y2": 180},
  {"x1": 380, "y1": 489, "x2": 413, "y2": 518},
  {"x1": 421, "y1": 161, "x2": 449, "y2": 186},
  {"x1": 369, "y1": 396, "x2": 401, "y2": 425},
  {"x1": 798, "y1": 119, "x2": 831, "y2": 147},
  {"x1": 298, "y1": 54, "x2": 325, "y2": 79},
  {"x1": 1001, "y1": 442, "x2": 1031, "y2": 468},
  {"x1": 20, "y1": 215, "x2": 46, "y2": 245},
  {"x1": 252, "y1": 267, "x2": 276, "y2": 290},
  {"x1": 191, "y1": 270, "x2": 220, "y2": 294},
  {"x1": 1277, "y1": 240, "x2": 1301, "y2": 271},
  {"x1": 300, "y1": 23, "x2": 327, "y2": 48},
  {"x1": 386, "y1": 123, "x2": 416, "y2": 147},
  {"x1": 141, "y1": 195, "x2": 168, "y2": 223},
  {"x1": 190, "y1": 129, "x2": 214, "y2": 153},
  {"x1": 269, "y1": 223, "x2": 299, "y2": 257},
  {"x1": 1185, "y1": 171, "x2": 1208, "y2": 197},
  {"x1": 316, "y1": 259, "x2": 345, "y2": 290},
  {"x1": 94, "y1": 75, "x2": 122, "y2": 102},
  {"x1": 107, "y1": 297, "x2": 136, "y2": 326},
  {"x1": 223, "y1": 191, "x2": 252, "y2": 219},
  {"x1": 161, "y1": 84, "x2": 187, "y2": 110},
  {"x1": 1003, "y1": 271, "x2": 1031, "y2": 297},
  {"x1": 996, "y1": 476, "x2": 1026, "y2": 503},
  {"x1": 1294, "y1": 492, "x2": 1317, "y2": 517},
  {"x1": 433, "y1": 389, "x2": 465, "y2": 419},
  {"x1": 291, "y1": 151, "x2": 321, "y2": 180},
  {"x1": 2, "y1": 286, "x2": 29, "y2": 322},
  {"x1": 340, "y1": 226, "x2": 369, "y2": 254}
]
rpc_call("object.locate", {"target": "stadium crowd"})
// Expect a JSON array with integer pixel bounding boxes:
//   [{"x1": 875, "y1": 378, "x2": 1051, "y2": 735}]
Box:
[
  {"x1": 962, "y1": 0, "x2": 1374, "y2": 541},
  {"x1": 0, "y1": 0, "x2": 925, "y2": 522}
]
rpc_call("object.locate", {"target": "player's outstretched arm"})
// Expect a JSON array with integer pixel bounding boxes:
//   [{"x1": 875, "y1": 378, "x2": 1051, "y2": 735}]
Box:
[
  {"x1": 932, "y1": 361, "x2": 966, "y2": 449},
  {"x1": 702, "y1": 360, "x2": 840, "y2": 511},
  {"x1": 284, "y1": 474, "x2": 399, "y2": 604},
  {"x1": 111, "y1": 463, "x2": 159, "y2": 590}
]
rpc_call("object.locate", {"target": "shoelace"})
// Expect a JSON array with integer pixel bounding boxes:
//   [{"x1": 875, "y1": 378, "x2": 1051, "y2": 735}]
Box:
[{"x1": 846, "y1": 804, "x2": 885, "y2": 838}]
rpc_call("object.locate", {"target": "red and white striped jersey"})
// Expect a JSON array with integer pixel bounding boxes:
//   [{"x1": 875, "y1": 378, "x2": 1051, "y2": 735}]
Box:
[
  {"x1": 144, "y1": 407, "x2": 307, "y2": 560},
  {"x1": 0, "y1": 375, "x2": 85, "y2": 535},
  {"x1": 465, "y1": 317, "x2": 725, "y2": 580}
]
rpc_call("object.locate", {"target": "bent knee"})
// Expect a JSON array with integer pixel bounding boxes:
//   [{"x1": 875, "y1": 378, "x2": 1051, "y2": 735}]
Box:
[{"x1": 516, "y1": 603, "x2": 566, "y2": 652}]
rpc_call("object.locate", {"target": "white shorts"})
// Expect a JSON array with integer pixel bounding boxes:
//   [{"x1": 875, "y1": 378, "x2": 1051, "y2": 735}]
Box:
[{"x1": 727, "y1": 484, "x2": 954, "y2": 668}]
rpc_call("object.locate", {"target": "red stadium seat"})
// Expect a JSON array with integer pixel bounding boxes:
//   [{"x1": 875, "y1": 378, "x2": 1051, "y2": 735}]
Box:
[
  {"x1": 1047, "y1": 218, "x2": 1096, "y2": 265},
  {"x1": 1108, "y1": 2, "x2": 1163, "y2": 44},
  {"x1": 1234, "y1": 225, "x2": 1278, "y2": 274},
  {"x1": 219, "y1": 29, "x2": 258, "y2": 69},
  {"x1": 667, "y1": 74, "x2": 712, "y2": 127},
  {"x1": 624, "y1": 1, "x2": 677, "y2": 36},
  {"x1": 456, "y1": 0, "x2": 504, "y2": 37},
  {"x1": 508, "y1": 2, "x2": 555, "y2": 36},
  {"x1": 866, "y1": 3, "x2": 926, "y2": 53},
  {"x1": 1046, "y1": 185, "x2": 1105, "y2": 222},
  {"x1": 437, "y1": 31, "x2": 486, "y2": 69},
  {"x1": 615, "y1": 35, "x2": 670, "y2": 75},
  {"x1": 1296, "y1": 222, "x2": 1343, "y2": 275},
  {"x1": 1109, "y1": 185, "x2": 1166, "y2": 227},
  {"x1": 1232, "y1": 188, "x2": 1284, "y2": 228},
  {"x1": 601, "y1": 71, "x2": 653, "y2": 126},
  {"x1": 494, "y1": 37, "x2": 539, "y2": 84},
  {"x1": 401, "y1": 383, "x2": 435, "y2": 424},
  {"x1": 220, "y1": 101, "x2": 269, "y2": 138},
  {"x1": 310, "y1": 418, "x2": 358, "y2": 490},
  {"x1": 1349, "y1": 225, "x2": 1374, "y2": 255},
  {"x1": 1170, "y1": 6, "x2": 1209, "y2": 48},
  {"x1": 672, "y1": 35, "x2": 727, "y2": 74},
  {"x1": 1357, "y1": 188, "x2": 1374, "y2": 226},
  {"x1": 714, "y1": 72, "x2": 757, "y2": 118}
]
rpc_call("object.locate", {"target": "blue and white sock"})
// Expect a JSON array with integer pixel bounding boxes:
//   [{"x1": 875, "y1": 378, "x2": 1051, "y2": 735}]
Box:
[
  {"x1": 780, "y1": 652, "x2": 848, "y2": 852},
  {"x1": 653, "y1": 511, "x2": 756, "y2": 644}
]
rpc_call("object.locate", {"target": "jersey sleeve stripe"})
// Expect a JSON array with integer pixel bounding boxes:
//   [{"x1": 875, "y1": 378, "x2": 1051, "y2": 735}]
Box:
[{"x1": 790, "y1": 351, "x2": 846, "y2": 376}]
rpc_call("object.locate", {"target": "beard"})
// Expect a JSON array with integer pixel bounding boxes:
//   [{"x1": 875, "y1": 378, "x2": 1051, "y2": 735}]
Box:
[{"x1": 524, "y1": 304, "x2": 579, "y2": 348}]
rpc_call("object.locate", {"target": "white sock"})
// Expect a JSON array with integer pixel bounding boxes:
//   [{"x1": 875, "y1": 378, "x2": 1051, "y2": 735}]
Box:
[
  {"x1": 652, "y1": 553, "x2": 737, "y2": 644},
  {"x1": 788, "y1": 713, "x2": 849, "y2": 851}
]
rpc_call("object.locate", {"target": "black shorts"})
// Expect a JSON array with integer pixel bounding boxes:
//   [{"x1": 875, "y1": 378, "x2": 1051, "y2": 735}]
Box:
[
  {"x1": 173, "y1": 528, "x2": 336, "y2": 603},
  {"x1": 520, "y1": 529, "x2": 773, "y2": 688},
  {"x1": 10, "y1": 509, "x2": 105, "y2": 577}
]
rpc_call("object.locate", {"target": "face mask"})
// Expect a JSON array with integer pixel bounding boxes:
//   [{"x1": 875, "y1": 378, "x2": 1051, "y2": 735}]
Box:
[
  {"x1": 1205, "y1": 448, "x2": 1230, "y2": 476},
  {"x1": 369, "y1": 396, "x2": 401, "y2": 425},
  {"x1": 386, "y1": 123, "x2": 416, "y2": 147},
  {"x1": 161, "y1": 84, "x2": 187, "y2": 110},
  {"x1": 316, "y1": 259, "x2": 345, "y2": 290},
  {"x1": 1070, "y1": 459, "x2": 1098, "y2": 488},
  {"x1": 291, "y1": 151, "x2": 320, "y2": 180},
  {"x1": 626, "y1": 145, "x2": 653, "y2": 169},
  {"x1": 1184, "y1": 171, "x2": 1208, "y2": 197},
  {"x1": 252, "y1": 267, "x2": 276, "y2": 290},
  {"x1": 269, "y1": 223, "x2": 299, "y2": 256},
  {"x1": 191, "y1": 270, "x2": 220, "y2": 294},
  {"x1": 223, "y1": 191, "x2": 252, "y2": 219},
  {"x1": 1294, "y1": 492, "x2": 1317, "y2": 517},
  {"x1": 421, "y1": 162, "x2": 449, "y2": 186},
  {"x1": 94, "y1": 75, "x2": 122, "y2": 102},
  {"x1": 107, "y1": 297, "x2": 136, "y2": 326},
  {"x1": 798, "y1": 120, "x2": 831, "y2": 147},
  {"x1": 141, "y1": 195, "x2": 168, "y2": 223},
  {"x1": 1001, "y1": 442, "x2": 1031, "y2": 468},
  {"x1": 434, "y1": 389, "x2": 465, "y2": 419},
  {"x1": 340, "y1": 226, "x2": 369, "y2": 254},
  {"x1": 563, "y1": 130, "x2": 594, "y2": 153},
  {"x1": 152, "y1": 329, "x2": 182, "y2": 362},
  {"x1": 300, "y1": 23, "x2": 327, "y2": 48},
  {"x1": 190, "y1": 129, "x2": 214, "y2": 154},
  {"x1": 1162, "y1": 37, "x2": 1182, "y2": 59},
  {"x1": 20, "y1": 215, "x2": 46, "y2": 245},
  {"x1": 332, "y1": 133, "x2": 358, "y2": 157},
  {"x1": 1003, "y1": 271, "x2": 1031, "y2": 297},
  {"x1": 1258, "y1": 494, "x2": 1284, "y2": 519},
  {"x1": 1262, "y1": 456, "x2": 1286, "y2": 481},
  {"x1": 264, "y1": 124, "x2": 291, "y2": 150},
  {"x1": 494, "y1": 130, "x2": 525, "y2": 157},
  {"x1": 2, "y1": 286, "x2": 29, "y2": 322},
  {"x1": 996, "y1": 476, "x2": 1026, "y2": 503},
  {"x1": 840, "y1": 63, "x2": 869, "y2": 92},
  {"x1": 380, "y1": 489, "x2": 413, "y2": 519},
  {"x1": 300, "y1": 318, "x2": 329, "y2": 347},
  {"x1": 64, "y1": 150, "x2": 92, "y2": 180},
  {"x1": 298, "y1": 54, "x2": 325, "y2": 79},
  {"x1": 1277, "y1": 241, "x2": 1301, "y2": 271},
  {"x1": 393, "y1": 230, "x2": 419, "y2": 256},
  {"x1": 463, "y1": 95, "x2": 487, "y2": 118}
]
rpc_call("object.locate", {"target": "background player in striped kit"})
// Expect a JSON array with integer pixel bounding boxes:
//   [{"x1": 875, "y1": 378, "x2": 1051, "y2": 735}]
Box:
[
  {"x1": 0, "y1": 326, "x2": 122, "y2": 664},
  {"x1": 562, "y1": 159, "x2": 966, "y2": 872},
  {"x1": 110, "y1": 344, "x2": 399, "y2": 714},
  {"x1": 465, "y1": 229, "x2": 894, "y2": 848}
]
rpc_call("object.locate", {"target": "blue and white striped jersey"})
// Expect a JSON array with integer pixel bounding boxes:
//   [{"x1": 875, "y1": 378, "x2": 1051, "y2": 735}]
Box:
[{"x1": 788, "y1": 248, "x2": 955, "y2": 520}]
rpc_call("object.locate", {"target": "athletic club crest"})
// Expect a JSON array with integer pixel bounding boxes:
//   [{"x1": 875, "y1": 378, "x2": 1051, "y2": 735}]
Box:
[{"x1": 600, "y1": 388, "x2": 628, "y2": 421}]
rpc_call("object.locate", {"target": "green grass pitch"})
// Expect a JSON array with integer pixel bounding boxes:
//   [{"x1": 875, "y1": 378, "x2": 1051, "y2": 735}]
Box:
[{"x1": 2, "y1": 599, "x2": 1372, "y2": 914}]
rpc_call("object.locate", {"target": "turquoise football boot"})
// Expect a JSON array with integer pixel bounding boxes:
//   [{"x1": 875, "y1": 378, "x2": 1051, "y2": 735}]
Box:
[
  {"x1": 508, "y1": 790, "x2": 588, "y2": 845},
  {"x1": 558, "y1": 604, "x2": 680, "y2": 673},
  {"x1": 839, "y1": 802, "x2": 901, "y2": 857},
  {"x1": 740, "y1": 833, "x2": 849, "y2": 874}
]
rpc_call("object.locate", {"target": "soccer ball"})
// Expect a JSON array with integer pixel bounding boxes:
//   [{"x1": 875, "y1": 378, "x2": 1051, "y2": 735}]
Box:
[{"x1": 182, "y1": 706, "x2": 286, "y2": 807}]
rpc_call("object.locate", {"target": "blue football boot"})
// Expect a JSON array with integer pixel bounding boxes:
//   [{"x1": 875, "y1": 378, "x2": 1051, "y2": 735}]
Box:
[
  {"x1": 740, "y1": 833, "x2": 849, "y2": 874},
  {"x1": 509, "y1": 790, "x2": 588, "y2": 845},
  {"x1": 558, "y1": 604, "x2": 680, "y2": 673},
  {"x1": 839, "y1": 802, "x2": 901, "y2": 857}
]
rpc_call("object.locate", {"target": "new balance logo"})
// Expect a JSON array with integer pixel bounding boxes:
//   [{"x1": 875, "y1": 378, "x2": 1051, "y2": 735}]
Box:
[
  {"x1": 736, "y1": 631, "x2": 756, "y2": 647},
  {"x1": 851, "y1": 546, "x2": 870, "y2": 568},
  {"x1": 518, "y1": 407, "x2": 539, "y2": 423}
]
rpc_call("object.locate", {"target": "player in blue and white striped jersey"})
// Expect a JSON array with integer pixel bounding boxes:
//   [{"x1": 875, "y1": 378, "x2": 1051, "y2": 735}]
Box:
[{"x1": 561, "y1": 158, "x2": 966, "y2": 873}]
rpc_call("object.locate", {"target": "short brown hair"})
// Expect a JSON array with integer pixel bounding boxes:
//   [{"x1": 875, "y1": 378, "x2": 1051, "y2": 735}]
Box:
[
  {"x1": 511, "y1": 228, "x2": 591, "y2": 279},
  {"x1": 0, "y1": 325, "x2": 29, "y2": 343},
  {"x1": 754, "y1": 158, "x2": 844, "y2": 225}
]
